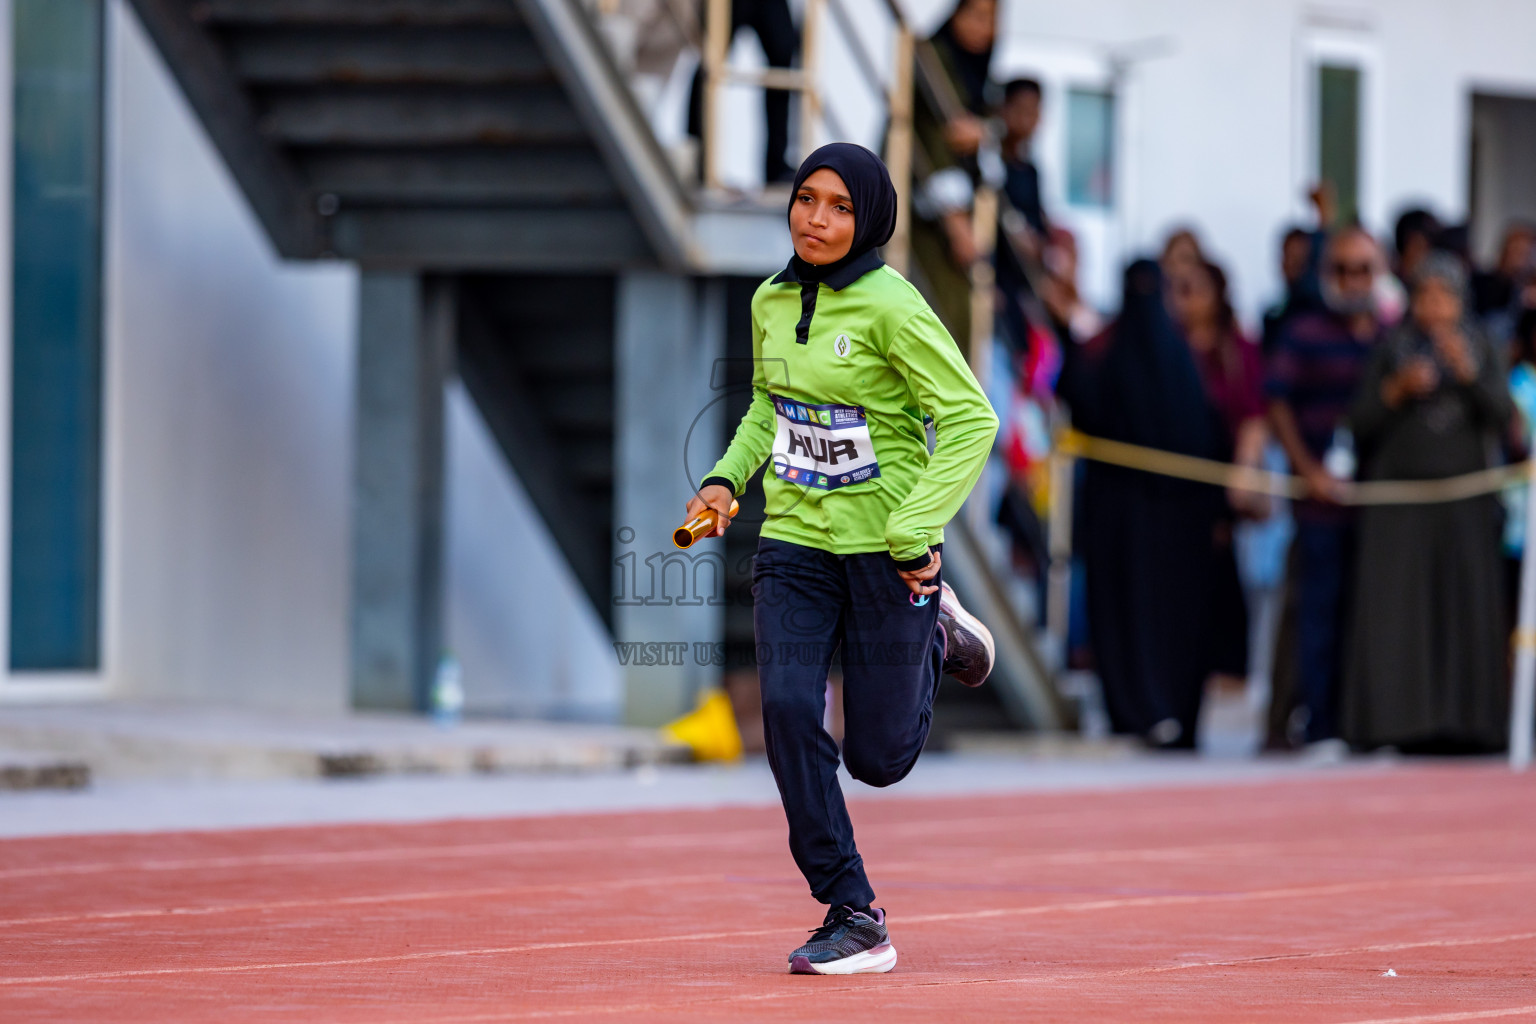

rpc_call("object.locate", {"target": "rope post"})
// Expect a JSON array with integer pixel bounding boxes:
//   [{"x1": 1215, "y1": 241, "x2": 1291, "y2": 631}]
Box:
[
  {"x1": 1511, "y1": 459, "x2": 1536, "y2": 770},
  {"x1": 798, "y1": 0, "x2": 824, "y2": 162},
  {"x1": 1046, "y1": 443, "x2": 1075, "y2": 670},
  {"x1": 884, "y1": 25, "x2": 914, "y2": 276},
  {"x1": 967, "y1": 185, "x2": 998, "y2": 387},
  {"x1": 701, "y1": 0, "x2": 730, "y2": 190}
]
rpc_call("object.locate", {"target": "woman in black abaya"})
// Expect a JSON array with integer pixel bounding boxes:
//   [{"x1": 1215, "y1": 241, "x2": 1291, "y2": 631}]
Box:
[
  {"x1": 1057, "y1": 260, "x2": 1224, "y2": 748},
  {"x1": 1342, "y1": 253, "x2": 1514, "y2": 752}
]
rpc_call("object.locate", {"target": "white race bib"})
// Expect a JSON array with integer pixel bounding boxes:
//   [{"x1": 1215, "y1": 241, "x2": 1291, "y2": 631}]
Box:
[{"x1": 770, "y1": 394, "x2": 880, "y2": 490}]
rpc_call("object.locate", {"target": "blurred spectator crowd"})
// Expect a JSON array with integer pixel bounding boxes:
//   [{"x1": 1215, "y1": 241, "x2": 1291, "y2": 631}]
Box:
[{"x1": 913, "y1": 0, "x2": 1536, "y2": 757}]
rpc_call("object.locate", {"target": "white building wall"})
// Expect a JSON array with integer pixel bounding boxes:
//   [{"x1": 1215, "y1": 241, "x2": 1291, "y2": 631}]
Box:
[{"x1": 99, "y1": 0, "x2": 356, "y2": 713}]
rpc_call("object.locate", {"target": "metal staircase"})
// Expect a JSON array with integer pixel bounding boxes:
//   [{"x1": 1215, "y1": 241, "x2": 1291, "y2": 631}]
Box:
[{"x1": 130, "y1": 0, "x2": 711, "y2": 268}]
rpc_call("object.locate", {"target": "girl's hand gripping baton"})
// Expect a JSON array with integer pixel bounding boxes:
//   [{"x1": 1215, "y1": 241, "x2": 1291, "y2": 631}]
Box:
[{"x1": 674, "y1": 499, "x2": 740, "y2": 548}]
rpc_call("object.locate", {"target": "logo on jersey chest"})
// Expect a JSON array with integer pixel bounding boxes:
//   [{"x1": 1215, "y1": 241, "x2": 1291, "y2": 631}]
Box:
[{"x1": 833, "y1": 334, "x2": 851, "y2": 358}]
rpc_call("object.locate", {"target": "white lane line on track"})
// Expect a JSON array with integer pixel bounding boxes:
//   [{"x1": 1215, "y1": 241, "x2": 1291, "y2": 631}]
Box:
[
  {"x1": 0, "y1": 767, "x2": 1513, "y2": 882},
  {"x1": 1329, "y1": 1007, "x2": 1536, "y2": 1024},
  {"x1": 869, "y1": 826, "x2": 1530, "y2": 875},
  {"x1": 3, "y1": 828, "x2": 1526, "y2": 931},
  {"x1": 5, "y1": 869, "x2": 1535, "y2": 987},
  {"x1": 1, "y1": 804, "x2": 1524, "y2": 883},
  {"x1": 0, "y1": 828, "x2": 783, "y2": 881},
  {"x1": 0, "y1": 873, "x2": 724, "y2": 929},
  {"x1": 889, "y1": 869, "x2": 1536, "y2": 928},
  {"x1": 333, "y1": 932, "x2": 1536, "y2": 1023}
]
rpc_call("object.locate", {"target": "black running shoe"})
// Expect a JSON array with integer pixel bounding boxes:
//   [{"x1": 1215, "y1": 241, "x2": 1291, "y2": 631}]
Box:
[
  {"x1": 939, "y1": 582, "x2": 995, "y2": 687},
  {"x1": 787, "y1": 905, "x2": 897, "y2": 975}
]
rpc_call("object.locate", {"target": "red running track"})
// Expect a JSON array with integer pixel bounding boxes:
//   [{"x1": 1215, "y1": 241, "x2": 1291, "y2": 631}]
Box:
[{"x1": 2, "y1": 764, "x2": 1534, "y2": 1023}]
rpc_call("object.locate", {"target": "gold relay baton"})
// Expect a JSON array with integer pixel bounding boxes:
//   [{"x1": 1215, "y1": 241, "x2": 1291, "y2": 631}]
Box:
[{"x1": 674, "y1": 499, "x2": 740, "y2": 548}]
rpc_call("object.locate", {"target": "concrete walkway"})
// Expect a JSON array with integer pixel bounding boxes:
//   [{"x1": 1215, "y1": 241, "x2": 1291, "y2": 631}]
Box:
[
  {"x1": 0, "y1": 745, "x2": 1414, "y2": 839},
  {"x1": 0, "y1": 701, "x2": 686, "y2": 786},
  {"x1": 0, "y1": 698, "x2": 1434, "y2": 840}
]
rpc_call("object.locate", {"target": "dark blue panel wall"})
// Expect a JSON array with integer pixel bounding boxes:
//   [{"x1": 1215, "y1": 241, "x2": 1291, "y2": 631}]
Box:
[{"x1": 10, "y1": 0, "x2": 104, "y2": 670}]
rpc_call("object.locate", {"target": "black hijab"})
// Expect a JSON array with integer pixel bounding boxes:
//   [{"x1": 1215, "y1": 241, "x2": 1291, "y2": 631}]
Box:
[
  {"x1": 1060, "y1": 259, "x2": 1218, "y2": 459},
  {"x1": 931, "y1": 0, "x2": 994, "y2": 114},
  {"x1": 784, "y1": 143, "x2": 897, "y2": 288}
]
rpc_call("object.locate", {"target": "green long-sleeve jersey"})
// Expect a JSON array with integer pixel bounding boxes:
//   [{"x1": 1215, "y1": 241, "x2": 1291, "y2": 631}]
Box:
[{"x1": 702, "y1": 256, "x2": 999, "y2": 568}]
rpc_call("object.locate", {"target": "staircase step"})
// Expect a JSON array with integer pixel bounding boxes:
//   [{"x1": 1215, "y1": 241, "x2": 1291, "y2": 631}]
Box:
[
  {"x1": 194, "y1": 0, "x2": 520, "y2": 27},
  {"x1": 558, "y1": 431, "x2": 613, "y2": 466},
  {"x1": 504, "y1": 339, "x2": 613, "y2": 375},
  {"x1": 300, "y1": 147, "x2": 618, "y2": 206},
  {"x1": 516, "y1": 359, "x2": 615, "y2": 382},
  {"x1": 537, "y1": 378, "x2": 614, "y2": 415},
  {"x1": 257, "y1": 86, "x2": 585, "y2": 147},
  {"x1": 227, "y1": 26, "x2": 548, "y2": 86},
  {"x1": 329, "y1": 207, "x2": 647, "y2": 268}
]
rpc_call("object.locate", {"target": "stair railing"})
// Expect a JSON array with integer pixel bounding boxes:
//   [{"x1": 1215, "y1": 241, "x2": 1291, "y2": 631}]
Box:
[
  {"x1": 906, "y1": 34, "x2": 1078, "y2": 727},
  {"x1": 573, "y1": 0, "x2": 915, "y2": 270}
]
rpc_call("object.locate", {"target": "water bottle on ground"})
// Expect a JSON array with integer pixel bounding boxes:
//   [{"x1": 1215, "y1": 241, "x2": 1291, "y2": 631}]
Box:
[{"x1": 432, "y1": 653, "x2": 464, "y2": 729}]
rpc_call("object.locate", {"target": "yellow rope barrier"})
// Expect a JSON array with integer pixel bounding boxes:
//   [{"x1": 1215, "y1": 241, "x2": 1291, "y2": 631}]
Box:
[{"x1": 1056, "y1": 428, "x2": 1529, "y2": 507}]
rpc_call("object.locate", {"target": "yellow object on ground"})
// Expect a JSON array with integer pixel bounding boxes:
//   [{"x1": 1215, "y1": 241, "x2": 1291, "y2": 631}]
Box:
[{"x1": 660, "y1": 689, "x2": 743, "y2": 762}]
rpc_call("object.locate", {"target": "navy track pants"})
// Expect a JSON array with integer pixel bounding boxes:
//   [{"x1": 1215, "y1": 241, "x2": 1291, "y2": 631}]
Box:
[{"x1": 751, "y1": 535, "x2": 946, "y2": 908}]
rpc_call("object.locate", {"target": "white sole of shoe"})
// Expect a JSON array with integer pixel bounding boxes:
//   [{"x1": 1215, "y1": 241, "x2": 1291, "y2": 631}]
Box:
[
  {"x1": 940, "y1": 584, "x2": 995, "y2": 672},
  {"x1": 790, "y1": 943, "x2": 898, "y2": 975}
]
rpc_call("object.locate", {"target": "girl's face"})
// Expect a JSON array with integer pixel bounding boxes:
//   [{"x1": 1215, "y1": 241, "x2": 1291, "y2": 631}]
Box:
[{"x1": 791, "y1": 168, "x2": 855, "y2": 265}]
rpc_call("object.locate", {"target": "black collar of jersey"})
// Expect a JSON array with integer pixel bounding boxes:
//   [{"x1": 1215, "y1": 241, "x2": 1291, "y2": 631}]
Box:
[{"x1": 771, "y1": 249, "x2": 884, "y2": 291}]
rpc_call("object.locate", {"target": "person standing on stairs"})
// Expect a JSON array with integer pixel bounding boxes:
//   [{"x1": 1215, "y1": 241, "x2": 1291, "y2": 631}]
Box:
[
  {"x1": 683, "y1": 142, "x2": 999, "y2": 975},
  {"x1": 686, "y1": 0, "x2": 797, "y2": 183}
]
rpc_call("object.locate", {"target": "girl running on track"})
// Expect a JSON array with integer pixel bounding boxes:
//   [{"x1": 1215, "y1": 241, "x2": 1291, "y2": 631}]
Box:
[{"x1": 684, "y1": 142, "x2": 999, "y2": 975}]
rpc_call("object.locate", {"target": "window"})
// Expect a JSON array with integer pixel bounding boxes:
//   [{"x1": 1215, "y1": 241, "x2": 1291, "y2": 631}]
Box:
[
  {"x1": 1317, "y1": 64, "x2": 1361, "y2": 225},
  {"x1": 10, "y1": 0, "x2": 105, "y2": 670},
  {"x1": 1066, "y1": 88, "x2": 1114, "y2": 209}
]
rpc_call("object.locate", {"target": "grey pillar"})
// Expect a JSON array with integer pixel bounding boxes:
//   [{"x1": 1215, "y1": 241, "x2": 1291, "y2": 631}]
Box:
[
  {"x1": 349, "y1": 272, "x2": 454, "y2": 711},
  {"x1": 614, "y1": 273, "x2": 727, "y2": 726}
]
